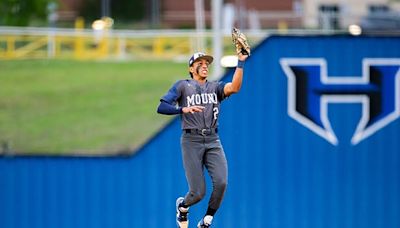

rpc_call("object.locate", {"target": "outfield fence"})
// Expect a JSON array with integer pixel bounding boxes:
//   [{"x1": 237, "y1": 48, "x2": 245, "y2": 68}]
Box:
[{"x1": 0, "y1": 26, "x2": 342, "y2": 61}]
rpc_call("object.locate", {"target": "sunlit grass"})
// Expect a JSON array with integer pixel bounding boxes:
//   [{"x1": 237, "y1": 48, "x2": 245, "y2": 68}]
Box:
[{"x1": 0, "y1": 60, "x2": 186, "y2": 155}]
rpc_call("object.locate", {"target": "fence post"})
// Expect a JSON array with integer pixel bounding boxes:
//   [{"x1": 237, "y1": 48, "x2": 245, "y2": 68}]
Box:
[
  {"x1": 6, "y1": 36, "x2": 15, "y2": 59},
  {"x1": 74, "y1": 17, "x2": 85, "y2": 59},
  {"x1": 117, "y1": 35, "x2": 126, "y2": 59},
  {"x1": 154, "y1": 37, "x2": 164, "y2": 57}
]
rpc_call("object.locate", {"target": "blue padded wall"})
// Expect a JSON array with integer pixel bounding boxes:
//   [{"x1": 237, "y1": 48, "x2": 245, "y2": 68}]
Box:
[{"x1": 1, "y1": 35, "x2": 400, "y2": 228}]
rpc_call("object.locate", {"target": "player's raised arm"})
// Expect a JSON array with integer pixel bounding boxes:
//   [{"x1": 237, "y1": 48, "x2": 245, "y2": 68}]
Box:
[
  {"x1": 224, "y1": 28, "x2": 250, "y2": 97},
  {"x1": 224, "y1": 53, "x2": 248, "y2": 96}
]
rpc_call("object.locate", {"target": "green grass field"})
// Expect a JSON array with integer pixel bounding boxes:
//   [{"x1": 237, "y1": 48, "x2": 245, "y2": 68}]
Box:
[{"x1": 0, "y1": 60, "x2": 186, "y2": 155}]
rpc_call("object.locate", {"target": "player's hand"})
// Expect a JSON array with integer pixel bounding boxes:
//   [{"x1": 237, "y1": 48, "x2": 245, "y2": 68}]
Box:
[
  {"x1": 238, "y1": 53, "x2": 248, "y2": 61},
  {"x1": 182, "y1": 106, "x2": 205, "y2": 114}
]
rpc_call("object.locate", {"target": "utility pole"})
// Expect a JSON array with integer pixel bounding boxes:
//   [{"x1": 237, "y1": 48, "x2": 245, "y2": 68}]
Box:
[
  {"x1": 101, "y1": 0, "x2": 110, "y2": 17},
  {"x1": 211, "y1": 0, "x2": 223, "y2": 79},
  {"x1": 151, "y1": 0, "x2": 160, "y2": 28},
  {"x1": 195, "y1": 0, "x2": 206, "y2": 51}
]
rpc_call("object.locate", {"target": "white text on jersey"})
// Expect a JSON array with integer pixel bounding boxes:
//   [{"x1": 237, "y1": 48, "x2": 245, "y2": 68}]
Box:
[{"x1": 186, "y1": 93, "x2": 218, "y2": 107}]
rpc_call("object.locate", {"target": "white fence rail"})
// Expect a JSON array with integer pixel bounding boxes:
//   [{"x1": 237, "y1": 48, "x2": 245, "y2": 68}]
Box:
[{"x1": 0, "y1": 26, "x2": 345, "y2": 60}]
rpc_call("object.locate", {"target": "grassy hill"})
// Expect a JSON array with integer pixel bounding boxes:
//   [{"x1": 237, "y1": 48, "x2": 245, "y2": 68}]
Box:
[{"x1": 0, "y1": 60, "x2": 187, "y2": 155}]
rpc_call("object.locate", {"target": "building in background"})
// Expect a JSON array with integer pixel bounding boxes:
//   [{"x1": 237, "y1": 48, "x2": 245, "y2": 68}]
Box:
[
  {"x1": 302, "y1": 0, "x2": 400, "y2": 30},
  {"x1": 155, "y1": 0, "x2": 400, "y2": 30},
  {"x1": 57, "y1": 0, "x2": 299, "y2": 29},
  {"x1": 56, "y1": 0, "x2": 400, "y2": 30},
  {"x1": 57, "y1": 0, "x2": 82, "y2": 22},
  {"x1": 161, "y1": 0, "x2": 301, "y2": 30}
]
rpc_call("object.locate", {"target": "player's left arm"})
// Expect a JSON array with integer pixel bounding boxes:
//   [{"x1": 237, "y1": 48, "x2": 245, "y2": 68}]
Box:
[{"x1": 224, "y1": 53, "x2": 249, "y2": 96}]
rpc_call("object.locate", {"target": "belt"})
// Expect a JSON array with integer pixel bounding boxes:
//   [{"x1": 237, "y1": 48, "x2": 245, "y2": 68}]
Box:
[{"x1": 184, "y1": 128, "x2": 218, "y2": 136}]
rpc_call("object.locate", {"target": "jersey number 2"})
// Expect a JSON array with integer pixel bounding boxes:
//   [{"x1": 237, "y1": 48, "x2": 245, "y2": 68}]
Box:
[{"x1": 213, "y1": 107, "x2": 219, "y2": 120}]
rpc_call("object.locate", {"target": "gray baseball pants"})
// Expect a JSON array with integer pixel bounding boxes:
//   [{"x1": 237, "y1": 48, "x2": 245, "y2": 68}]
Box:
[{"x1": 180, "y1": 131, "x2": 228, "y2": 210}]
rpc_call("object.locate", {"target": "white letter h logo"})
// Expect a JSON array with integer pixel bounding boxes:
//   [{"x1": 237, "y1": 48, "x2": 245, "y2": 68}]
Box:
[{"x1": 280, "y1": 58, "x2": 400, "y2": 145}]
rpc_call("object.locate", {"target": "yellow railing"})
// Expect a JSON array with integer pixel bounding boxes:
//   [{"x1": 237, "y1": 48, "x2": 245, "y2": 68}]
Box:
[
  {"x1": 0, "y1": 35, "x2": 48, "y2": 59},
  {"x1": 0, "y1": 33, "x2": 196, "y2": 60}
]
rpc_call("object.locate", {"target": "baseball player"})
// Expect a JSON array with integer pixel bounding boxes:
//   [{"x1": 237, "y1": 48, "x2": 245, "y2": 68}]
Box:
[{"x1": 157, "y1": 50, "x2": 248, "y2": 228}]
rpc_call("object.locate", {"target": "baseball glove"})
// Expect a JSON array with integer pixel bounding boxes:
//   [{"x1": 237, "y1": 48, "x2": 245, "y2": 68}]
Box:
[{"x1": 231, "y1": 27, "x2": 251, "y2": 56}]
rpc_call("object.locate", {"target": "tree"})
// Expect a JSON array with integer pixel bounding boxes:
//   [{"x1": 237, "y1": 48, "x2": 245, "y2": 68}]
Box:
[{"x1": 0, "y1": 0, "x2": 53, "y2": 26}]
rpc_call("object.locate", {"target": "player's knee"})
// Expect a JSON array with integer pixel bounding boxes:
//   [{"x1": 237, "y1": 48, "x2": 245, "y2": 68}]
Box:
[
  {"x1": 214, "y1": 179, "x2": 227, "y2": 193},
  {"x1": 188, "y1": 190, "x2": 205, "y2": 203}
]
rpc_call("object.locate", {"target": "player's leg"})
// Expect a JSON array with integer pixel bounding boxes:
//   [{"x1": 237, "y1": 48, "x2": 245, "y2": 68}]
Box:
[
  {"x1": 177, "y1": 133, "x2": 207, "y2": 228},
  {"x1": 198, "y1": 135, "x2": 228, "y2": 227},
  {"x1": 181, "y1": 133, "x2": 207, "y2": 205}
]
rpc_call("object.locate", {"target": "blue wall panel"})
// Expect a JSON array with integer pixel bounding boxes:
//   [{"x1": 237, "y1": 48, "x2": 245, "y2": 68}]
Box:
[{"x1": 1, "y1": 36, "x2": 400, "y2": 228}]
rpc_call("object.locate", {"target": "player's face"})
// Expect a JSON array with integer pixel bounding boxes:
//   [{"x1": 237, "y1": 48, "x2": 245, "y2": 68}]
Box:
[{"x1": 190, "y1": 59, "x2": 210, "y2": 79}]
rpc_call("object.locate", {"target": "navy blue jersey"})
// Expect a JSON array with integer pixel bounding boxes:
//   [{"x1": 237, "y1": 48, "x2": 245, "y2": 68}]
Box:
[{"x1": 161, "y1": 79, "x2": 227, "y2": 129}]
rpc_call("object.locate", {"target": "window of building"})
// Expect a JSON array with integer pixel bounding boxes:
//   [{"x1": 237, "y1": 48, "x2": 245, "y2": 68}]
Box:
[{"x1": 318, "y1": 4, "x2": 341, "y2": 30}]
